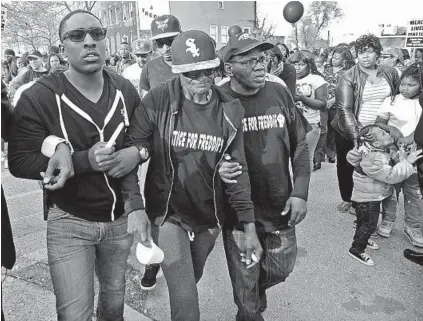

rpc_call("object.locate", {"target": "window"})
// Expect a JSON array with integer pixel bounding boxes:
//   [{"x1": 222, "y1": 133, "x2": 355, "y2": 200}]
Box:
[
  {"x1": 243, "y1": 27, "x2": 251, "y2": 34},
  {"x1": 218, "y1": 1, "x2": 224, "y2": 10},
  {"x1": 129, "y1": 3, "x2": 134, "y2": 20},
  {"x1": 109, "y1": 8, "x2": 114, "y2": 25},
  {"x1": 103, "y1": 10, "x2": 108, "y2": 25},
  {"x1": 210, "y1": 25, "x2": 218, "y2": 42},
  {"x1": 221, "y1": 26, "x2": 229, "y2": 43},
  {"x1": 115, "y1": 6, "x2": 121, "y2": 23},
  {"x1": 122, "y1": 4, "x2": 127, "y2": 21}
]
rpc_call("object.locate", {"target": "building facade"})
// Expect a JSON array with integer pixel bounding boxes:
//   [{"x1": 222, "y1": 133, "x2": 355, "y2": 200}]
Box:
[
  {"x1": 169, "y1": 1, "x2": 256, "y2": 49},
  {"x1": 93, "y1": 1, "x2": 139, "y2": 57}
]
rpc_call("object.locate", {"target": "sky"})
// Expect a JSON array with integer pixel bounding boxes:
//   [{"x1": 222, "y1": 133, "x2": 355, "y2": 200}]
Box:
[{"x1": 257, "y1": 0, "x2": 423, "y2": 43}]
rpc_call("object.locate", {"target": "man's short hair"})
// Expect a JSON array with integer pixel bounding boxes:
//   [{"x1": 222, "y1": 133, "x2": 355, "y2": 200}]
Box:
[{"x1": 59, "y1": 9, "x2": 102, "y2": 41}]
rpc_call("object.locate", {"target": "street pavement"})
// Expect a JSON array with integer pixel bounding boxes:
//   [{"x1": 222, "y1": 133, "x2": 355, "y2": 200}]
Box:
[{"x1": 1, "y1": 160, "x2": 422, "y2": 321}]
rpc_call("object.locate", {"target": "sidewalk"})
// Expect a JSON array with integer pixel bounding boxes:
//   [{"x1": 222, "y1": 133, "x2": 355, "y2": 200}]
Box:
[{"x1": 1, "y1": 263, "x2": 153, "y2": 321}]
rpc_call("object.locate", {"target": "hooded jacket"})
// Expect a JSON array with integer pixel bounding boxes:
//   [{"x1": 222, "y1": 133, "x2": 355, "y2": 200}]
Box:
[
  {"x1": 347, "y1": 147, "x2": 415, "y2": 202},
  {"x1": 8, "y1": 69, "x2": 143, "y2": 222},
  {"x1": 332, "y1": 64, "x2": 399, "y2": 141},
  {"x1": 124, "y1": 76, "x2": 255, "y2": 230}
]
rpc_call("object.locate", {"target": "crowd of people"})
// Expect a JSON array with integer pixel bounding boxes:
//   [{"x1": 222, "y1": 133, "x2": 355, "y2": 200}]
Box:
[{"x1": 1, "y1": 8, "x2": 423, "y2": 321}]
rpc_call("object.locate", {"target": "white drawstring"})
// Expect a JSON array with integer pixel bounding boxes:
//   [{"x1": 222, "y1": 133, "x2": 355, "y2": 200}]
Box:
[{"x1": 188, "y1": 231, "x2": 195, "y2": 242}]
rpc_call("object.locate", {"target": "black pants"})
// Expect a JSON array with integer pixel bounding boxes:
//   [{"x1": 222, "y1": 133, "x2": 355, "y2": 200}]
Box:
[
  {"x1": 417, "y1": 158, "x2": 423, "y2": 195},
  {"x1": 351, "y1": 201, "x2": 380, "y2": 252},
  {"x1": 335, "y1": 132, "x2": 355, "y2": 203},
  {"x1": 326, "y1": 108, "x2": 337, "y2": 159}
]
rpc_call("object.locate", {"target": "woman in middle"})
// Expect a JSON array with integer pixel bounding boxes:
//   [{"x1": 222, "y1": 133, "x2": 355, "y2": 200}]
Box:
[{"x1": 332, "y1": 34, "x2": 399, "y2": 214}]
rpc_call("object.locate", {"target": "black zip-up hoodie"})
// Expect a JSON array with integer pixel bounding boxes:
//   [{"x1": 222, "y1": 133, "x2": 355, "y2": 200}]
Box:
[
  {"x1": 124, "y1": 76, "x2": 255, "y2": 230},
  {"x1": 8, "y1": 69, "x2": 143, "y2": 222}
]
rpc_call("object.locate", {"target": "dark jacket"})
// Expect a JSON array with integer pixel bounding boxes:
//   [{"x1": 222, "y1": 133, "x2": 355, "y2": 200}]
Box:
[
  {"x1": 1, "y1": 80, "x2": 16, "y2": 270},
  {"x1": 8, "y1": 70, "x2": 143, "y2": 222},
  {"x1": 125, "y1": 76, "x2": 255, "y2": 229},
  {"x1": 332, "y1": 64, "x2": 399, "y2": 141}
]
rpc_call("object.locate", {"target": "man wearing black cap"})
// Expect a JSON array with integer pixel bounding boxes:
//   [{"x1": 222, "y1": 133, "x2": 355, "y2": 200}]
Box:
[
  {"x1": 139, "y1": 14, "x2": 181, "y2": 97},
  {"x1": 122, "y1": 38, "x2": 153, "y2": 95},
  {"x1": 11, "y1": 50, "x2": 48, "y2": 88},
  {"x1": 218, "y1": 33, "x2": 310, "y2": 320},
  {"x1": 125, "y1": 30, "x2": 262, "y2": 321}
]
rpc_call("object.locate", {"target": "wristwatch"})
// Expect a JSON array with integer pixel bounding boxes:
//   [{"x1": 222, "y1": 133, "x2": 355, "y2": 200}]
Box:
[{"x1": 136, "y1": 145, "x2": 149, "y2": 162}]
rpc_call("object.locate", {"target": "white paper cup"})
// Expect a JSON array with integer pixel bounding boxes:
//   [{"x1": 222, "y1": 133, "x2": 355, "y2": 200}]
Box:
[{"x1": 136, "y1": 240, "x2": 164, "y2": 265}]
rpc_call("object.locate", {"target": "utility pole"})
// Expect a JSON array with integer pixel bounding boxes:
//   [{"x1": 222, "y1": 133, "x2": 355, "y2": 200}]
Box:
[
  {"x1": 135, "y1": 0, "x2": 140, "y2": 39},
  {"x1": 328, "y1": 30, "x2": 330, "y2": 47}
]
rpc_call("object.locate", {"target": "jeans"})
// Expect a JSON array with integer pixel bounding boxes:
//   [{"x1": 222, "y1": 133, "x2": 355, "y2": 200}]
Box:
[
  {"x1": 47, "y1": 207, "x2": 133, "y2": 321},
  {"x1": 306, "y1": 123, "x2": 321, "y2": 170},
  {"x1": 314, "y1": 111, "x2": 328, "y2": 164},
  {"x1": 223, "y1": 228, "x2": 297, "y2": 321},
  {"x1": 335, "y1": 132, "x2": 355, "y2": 202},
  {"x1": 381, "y1": 173, "x2": 423, "y2": 229},
  {"x1": 152, "y1": 222, "x2": 220, "y2": 321},
  {"x1": 351, "y1": 201, "x2": 381, "y2": 252}
]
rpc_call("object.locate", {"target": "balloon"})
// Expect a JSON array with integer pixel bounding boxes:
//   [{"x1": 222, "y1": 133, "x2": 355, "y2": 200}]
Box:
[
  {"x1": 283, "y1": 1, "x2": 304, "y2": 24},
  {"x1": 228, "y1": 25, "x2": 243, "y2": 38}
]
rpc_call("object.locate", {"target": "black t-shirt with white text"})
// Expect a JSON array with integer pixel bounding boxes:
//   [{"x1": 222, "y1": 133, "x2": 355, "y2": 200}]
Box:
[
  {"x1": 221, "y1": 81, "x2": 294, "y2": 231},
  {"x1": 168, "y1": 89, "x2": 225, "y2": 232}
]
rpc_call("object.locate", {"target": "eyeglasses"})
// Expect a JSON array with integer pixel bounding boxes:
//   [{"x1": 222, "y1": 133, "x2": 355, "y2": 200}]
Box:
[
  {"x1": 182, "y1": 68, "x2": 216, "y2": 79},
  {"x1": 61, "y1": 27, "x2": 107, "y2": 42},
  {"x1": 380, "y1": 55, "x2": 393, "y2": 59},
  {"x1": 155, "y1": 37, "x2": 175, "y2": 48},
  {"x1": 230, "y1": 56, "x2": 268, "y2": 69},
  {"x1": 135, "y1": 54, "x2": 150, "y2": 58}
]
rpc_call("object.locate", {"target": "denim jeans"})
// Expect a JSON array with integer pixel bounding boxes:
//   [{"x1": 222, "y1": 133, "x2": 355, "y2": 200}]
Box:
[
  {"x1": 223, "y1": 228, "x2": 297, "y2": 321},
  {"x1": 306, "y1": 123, "x2": 321, "y2": 170},
  {"x1": 381, "y1": 173, "x2": 423, "y2": 229},
  {"x1": 351, "y1": 201, "x2": 381, "y2": 252},
  {"x1": 151, "y1": 222, "x2": 220, "y2": 321},
  {"x1": 314, "y1": 111, "x2": 328, "y2": 163},
  {"x1": 47, "y1": 207, "x2": 133, "y2": 321}
]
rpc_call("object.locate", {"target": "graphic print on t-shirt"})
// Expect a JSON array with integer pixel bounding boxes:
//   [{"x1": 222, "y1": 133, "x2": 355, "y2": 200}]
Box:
[
  {"x1": 242, "y1": 113, "x2": 285, "y2": 132},
  {"x1": 295, "y1": 83, "x2": 313, "y2": 115},
  {"x1": 171, "y1": 130, "x2": 224, "y2": 153}
]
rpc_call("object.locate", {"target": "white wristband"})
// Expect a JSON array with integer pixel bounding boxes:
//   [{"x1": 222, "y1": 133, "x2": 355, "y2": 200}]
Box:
[{"x1": 41, "y1": 135, "x2": 70, "y2": 158}]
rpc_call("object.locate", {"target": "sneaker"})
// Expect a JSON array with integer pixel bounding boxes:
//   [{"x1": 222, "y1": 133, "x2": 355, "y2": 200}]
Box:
[
  {"x1": 377, "y1": 220, "x2": 394, "y2": 238},
  {"x1": 140, "y1": 264, "x2": 161, "y2": 290},
  {"x1": 404, "y1": 226, "x2": 423, "y2": 248},
  {"x1": 348, "y1": 249, "x2": 375, "y2": 266},
  {"x1": 367, "y1": 240, "x2": 380, "y2": 250},
  {"x1": 370, "y1": 231, "x2": 379, "y2": 239}
]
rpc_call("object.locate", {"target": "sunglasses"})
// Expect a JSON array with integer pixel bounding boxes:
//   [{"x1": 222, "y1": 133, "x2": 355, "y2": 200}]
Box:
[
  {"x1": 135, "y1": 54, "x2": 150, "y2": 58},
  {"x1": 155, "y1": 37, "x2": 175, "y2": 48},
  {"x1": 182, "y1": 68, "x2": 215, "y2": 79},
  {"x1": 380, "y1": 55, "x2": 394, "y2": 59},
  {"x1": 62, "y1": 27, "x2": 107, "y2": 42}
]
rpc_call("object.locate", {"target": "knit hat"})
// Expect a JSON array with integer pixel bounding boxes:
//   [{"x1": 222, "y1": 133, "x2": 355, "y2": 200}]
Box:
[
  {"x1": 224, "y1": 33, "x2": 274, "y2": 63},
  {"x1": 151, "y1": 15, "x2": 181, "y2": 40},
  {"x1": 4, "y1": 49, "x2": 15, "y2": 56},
  {"x1": 133, "y1": 38, "x2": 153, "y2": 54},
  {"x1": 171, "y1": 30, "x2": 220, "y2": 73}
]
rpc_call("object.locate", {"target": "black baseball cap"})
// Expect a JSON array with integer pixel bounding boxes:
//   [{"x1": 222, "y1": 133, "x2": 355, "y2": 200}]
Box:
[
  {"x1": 223, "y1": 33, "x2": 274, "y2": 63},
  {"x1": 28, "y1": 50, "x2": 42, "y2": 59}
]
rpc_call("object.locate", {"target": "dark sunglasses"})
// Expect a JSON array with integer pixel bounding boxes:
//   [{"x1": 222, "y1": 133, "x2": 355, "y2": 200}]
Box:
[
  {"x1": 61, "y1": 27, "x2": 107, "y2": 42},
  {"x1": 182, "y1": 68, "x2": 216, "y2": 79},
  {"x1": 155, "y1": 37, "x2": 175, "y2": 48},
  {"x1": 135, "y1": 54, "x2": 150, "y2": 58}
]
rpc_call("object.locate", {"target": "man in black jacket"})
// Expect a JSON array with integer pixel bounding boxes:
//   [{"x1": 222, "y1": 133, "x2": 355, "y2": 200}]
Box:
[
  {"x1": 218, "y1": 33, "x2": 311, "y2": 321},
  {"x1": 8, "y1": 10, "x2": 144, "y2": 321},
  {"x1": 124, "y1": 30, "x2": 262, "y2": 321}
]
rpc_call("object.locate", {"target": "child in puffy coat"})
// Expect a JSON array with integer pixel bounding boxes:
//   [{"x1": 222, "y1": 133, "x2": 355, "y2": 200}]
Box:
[{"x1": 346, "y1": 124, "x2": 422, "y2": 266}]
